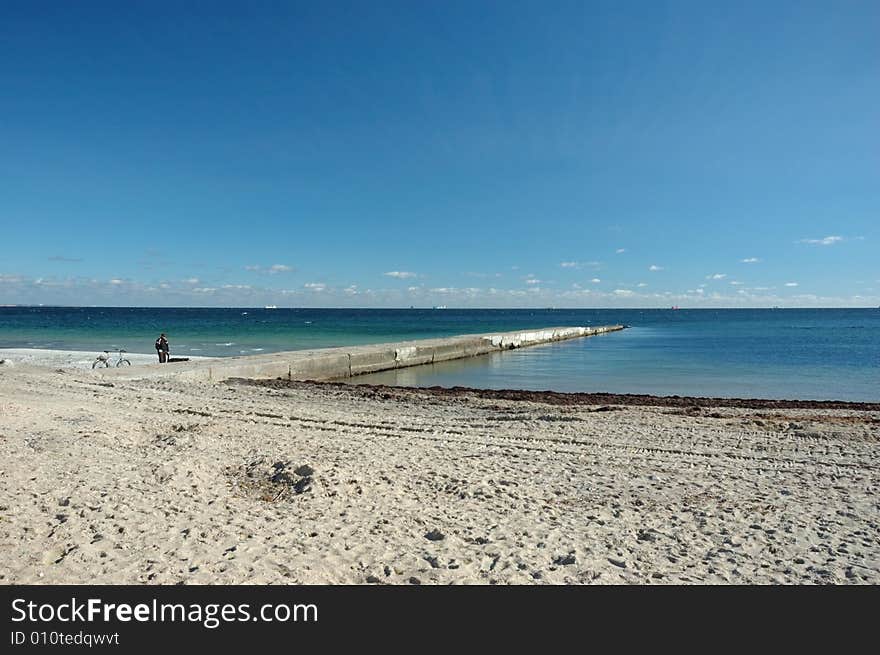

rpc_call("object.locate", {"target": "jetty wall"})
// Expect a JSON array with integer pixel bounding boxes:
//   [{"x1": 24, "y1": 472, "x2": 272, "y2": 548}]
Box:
[{"x1": 95, "y1": 325, "x2": 625, "y2": 383}]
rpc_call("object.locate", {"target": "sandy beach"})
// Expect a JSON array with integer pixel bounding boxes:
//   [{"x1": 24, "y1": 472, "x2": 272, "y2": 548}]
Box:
[
  {"x1": 0, "y1": 348, "x2": 212, "y2": 370},
  {"x1": 1, "y1": 360, "x2": 877, "y2": 585}
]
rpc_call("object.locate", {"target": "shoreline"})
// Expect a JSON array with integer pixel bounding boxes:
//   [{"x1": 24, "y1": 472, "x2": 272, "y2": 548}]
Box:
[{"x1": 2, "y1": 346, "x2": 876, "y2": 408}]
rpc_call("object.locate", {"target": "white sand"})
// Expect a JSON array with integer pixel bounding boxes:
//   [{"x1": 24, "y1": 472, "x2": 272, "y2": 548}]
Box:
[
  {"x1": 0, "y1": 364, "x2": 877, "y2": 584},
  {"x1": 0, "y1": 348, "x2": 213, "y2": 370}
]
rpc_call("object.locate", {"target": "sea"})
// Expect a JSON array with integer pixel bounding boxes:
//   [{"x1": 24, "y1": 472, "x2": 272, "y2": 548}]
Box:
[{"x1": 1, "y1": 306, "x2": 877, "y2": 401}]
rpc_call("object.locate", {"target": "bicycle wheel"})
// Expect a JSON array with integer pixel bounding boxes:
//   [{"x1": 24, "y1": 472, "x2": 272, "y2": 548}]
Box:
[{"x1": 117, "y1": 359, "x2": 131, "y2": 367}]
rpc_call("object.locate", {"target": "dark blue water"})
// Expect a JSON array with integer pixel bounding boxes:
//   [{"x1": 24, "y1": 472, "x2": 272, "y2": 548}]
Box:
[{"x1": 1, "y1": 307, "x2": 877, "y2": 401}]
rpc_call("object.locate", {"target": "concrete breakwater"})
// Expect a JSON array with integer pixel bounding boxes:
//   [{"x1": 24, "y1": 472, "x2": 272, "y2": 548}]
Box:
[{"x1": 95, "y1": 325, "x2": 625, "y2": 383}]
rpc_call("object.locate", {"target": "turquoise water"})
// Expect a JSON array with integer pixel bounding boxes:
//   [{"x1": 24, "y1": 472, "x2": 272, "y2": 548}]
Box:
[{"x1": 1, "y1": 307, "x2": 877, "y2": 401}]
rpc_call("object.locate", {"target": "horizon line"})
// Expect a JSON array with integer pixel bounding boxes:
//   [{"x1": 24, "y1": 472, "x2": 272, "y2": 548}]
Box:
[{"x1": 1, "y1": 304, "x2": 877, "y2": 311}]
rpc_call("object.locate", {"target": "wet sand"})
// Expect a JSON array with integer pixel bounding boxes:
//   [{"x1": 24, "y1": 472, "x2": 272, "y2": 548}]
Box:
[{"x1": 251, "y1": 378, "x2": 880, "y2": 411}]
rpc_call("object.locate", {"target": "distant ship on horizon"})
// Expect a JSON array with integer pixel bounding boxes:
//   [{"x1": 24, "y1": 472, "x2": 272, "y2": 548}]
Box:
[{"x1": 264, "y1": 305, "x2": 278, "y2": 309}]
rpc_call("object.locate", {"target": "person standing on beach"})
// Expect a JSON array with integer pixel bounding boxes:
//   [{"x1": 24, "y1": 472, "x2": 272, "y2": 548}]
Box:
[{"x1": 155, "y1": 333, "x2": 169, "y2": 363}]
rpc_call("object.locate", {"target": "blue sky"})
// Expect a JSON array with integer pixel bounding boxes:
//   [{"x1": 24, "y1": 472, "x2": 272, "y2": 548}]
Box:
[{"x1": 1, "y1": 1, "x2": 877, "y2": 307}]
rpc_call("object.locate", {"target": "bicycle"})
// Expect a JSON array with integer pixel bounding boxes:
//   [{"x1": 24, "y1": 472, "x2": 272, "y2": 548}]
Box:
[{"x1": 92, "y1": 349, "x2": 131, "y2": 368}]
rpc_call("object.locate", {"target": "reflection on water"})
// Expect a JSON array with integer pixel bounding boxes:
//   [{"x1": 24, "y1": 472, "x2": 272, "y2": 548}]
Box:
[{"x1": 350, "y1": 328, "x2": 879, "y2": 402}]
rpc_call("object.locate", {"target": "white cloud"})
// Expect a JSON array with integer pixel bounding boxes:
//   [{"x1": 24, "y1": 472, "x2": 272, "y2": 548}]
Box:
[
  {"x1": 615, "y1": 248, "x2": 626, "y2": 254},
  {"x1": 730, "y1": 281, "x2": 743, "y2": 286},
  {"x1": 560, "y1": 261, "x2": 600, "y2": 270},
  {"x1": 707, "y1": 273, "x2": 727, "y2": 280},
  {"x1": 740, "y1": 257, "x2": 760, "y2": 263},
  {"x1": 245, "y1": 264, "x2": 295, "y2": 274},
  {"x1": 184, "y1": 277, "x2": 200, "y2": 285},
  {"x1": 384, "y1": 271, "x2": 417, "y2": 279},
  {"x1": 109, "y1": 279, "x2": 123, "y2": 285},
  {"x1": 798, "y1": 236, "x2": 843, "y2": 246},
  {"x1": 525, "y1": 279, "x2": 541, "y2": 285},
  {"x1": 591, "y1": 278, "x2": 601, "y2": 283},
  {"x1": 649, "y1": 265, "x2": 663, "y2": 271},
  {"x1": 637, "y1": 282, "x2": 648, "y2": 287},
  {"x1": 4, "y1": 271, "x2": 877, "y2": 309},
  {"x1": 785, "y1": 282, "x2": 799, "y2": 287}
]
